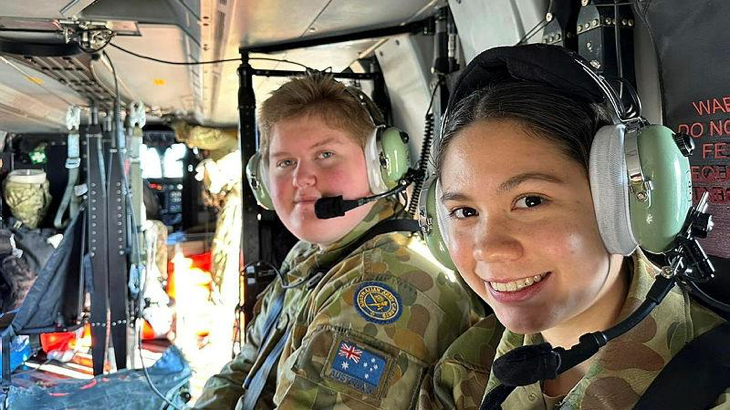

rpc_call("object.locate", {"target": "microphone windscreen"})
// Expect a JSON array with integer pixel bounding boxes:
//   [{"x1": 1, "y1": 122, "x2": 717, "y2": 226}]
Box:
[
  {"x1": 492, "y1": 343, "x2": 561, "y2": 387},
  {"x1": 315, "y1": 196, "x2": 345, "y2": 219}
]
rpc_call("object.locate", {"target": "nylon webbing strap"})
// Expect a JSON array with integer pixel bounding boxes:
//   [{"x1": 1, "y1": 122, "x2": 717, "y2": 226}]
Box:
[
  {"x1": 240, "y1": 217, "x2": 420, "y2": 408},
  {"x1": 107, "y1": 144, "x2": 129, "y2": 371},
  {"x1": 128, "y1": 126, "x2": 143, "y2": 256},
  {"x1": 242, "y1": 326, "x2": 290, "y2": 410},
  {"x1": 54, "y1": 132, "x2": 81, "y2": 229},
  {"x1": 87, "y1": 124, "x2": 109, "y2": 376},
  {"x1": 633, "y1": 321, "x2": 730, "y2": 409},
  {"x1": 243, "y1": 290, "x2": 286, "y2": 390}
]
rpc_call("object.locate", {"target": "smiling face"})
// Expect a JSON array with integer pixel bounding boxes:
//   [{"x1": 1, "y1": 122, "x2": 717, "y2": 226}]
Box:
[
  {"x1": 439, "y1": 119, "x2": 626, "y2": 336},
  {"x1": 268, "y1": 113, "x2": 375, "y2": 246}
]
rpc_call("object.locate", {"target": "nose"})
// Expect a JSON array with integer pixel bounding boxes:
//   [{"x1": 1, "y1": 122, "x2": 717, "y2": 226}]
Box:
[
  {"x1": 292, "y1": 161, "x2": 316, "y2": 188},
  {"x1": 472, "y1": 218, "x2": 523, "y2": 263}
]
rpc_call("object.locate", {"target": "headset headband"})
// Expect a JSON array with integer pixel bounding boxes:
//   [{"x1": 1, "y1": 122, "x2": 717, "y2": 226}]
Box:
[{"x1": 447, "y1": 44, "x2": 613, "y2": 119}]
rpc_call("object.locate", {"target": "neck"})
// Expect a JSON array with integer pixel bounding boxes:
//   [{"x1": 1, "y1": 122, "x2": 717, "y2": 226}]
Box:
[{"x1": 540, "y1": 254, "x2": 631, "y2": 394}]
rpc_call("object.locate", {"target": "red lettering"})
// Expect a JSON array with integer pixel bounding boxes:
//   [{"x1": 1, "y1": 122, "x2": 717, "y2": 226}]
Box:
[
  {"x1": 710, "y1": 120, "x2": 722, "y2": 136},
  {"x1": 717, "y1": 142, "x2": 729, "y2": 159},
  {"x1": 694, "y1": 186, "x2": 730, "y2": 204},
  {"x1": 692, "y1": 100, "x2": 712, "y2": 116},
  {"x1": 712, "y1": 99, "x2": 726, "y2": 114},
  {"x1": 689, "y1": 122, "x2": 704, "y2": 138},
  {"x1": 703, "y1": 143, "x2": 714, "y2": 159},
  {"x1": 692, "y1": 166, "x2": 730, "y2": 182},
  {"x1": 724, "y1": 96, "x2": 730, "y2": 112}
]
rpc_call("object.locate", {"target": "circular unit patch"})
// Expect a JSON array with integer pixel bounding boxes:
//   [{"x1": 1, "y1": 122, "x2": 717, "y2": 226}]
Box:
[{"x1": 354, "y1": 282, "x2": 402, "y2": 324}]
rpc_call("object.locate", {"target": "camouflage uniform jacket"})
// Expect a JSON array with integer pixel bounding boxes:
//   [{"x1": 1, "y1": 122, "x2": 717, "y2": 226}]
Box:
[
  {"x1": 193, "y1": 199, "x2": 485, "y2": 409},
  {"x1": 418, "y1": 250, "x2": 730, "y2": 410}
]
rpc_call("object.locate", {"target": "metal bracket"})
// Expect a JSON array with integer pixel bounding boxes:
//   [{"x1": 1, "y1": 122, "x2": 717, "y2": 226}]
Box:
[
  {"x1": 66, "y1": 105, "x2": 81, "y2": 131},
  {"x1": 129, "y1": 101, "x2": 146, "y2": 128}
]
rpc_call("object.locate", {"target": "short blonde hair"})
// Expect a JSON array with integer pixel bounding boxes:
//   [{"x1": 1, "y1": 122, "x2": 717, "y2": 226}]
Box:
[{"x1": 258, "y1": 73, "x2": 378, "y2": 161}]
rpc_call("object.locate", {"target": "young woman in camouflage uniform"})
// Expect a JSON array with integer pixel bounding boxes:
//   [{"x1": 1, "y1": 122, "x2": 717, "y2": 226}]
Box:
[
  {"x1": 192, "y1": 73, "x2": 485, "y2": 409},
  {"x1": 417, "y1": 45, "x2": 729, "y2": 409}
]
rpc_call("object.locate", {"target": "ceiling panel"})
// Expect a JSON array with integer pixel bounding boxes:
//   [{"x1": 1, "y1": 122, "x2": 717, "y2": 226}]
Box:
[
  {"x1": 1, "y1": 0, "x2": 96, "y2": 19},
  {"x1": 201, "y1": 0, "x2": 441, "y2": 126},
  {"x1": 0, "y1": 55, "x2": 87, "y2": 132}
]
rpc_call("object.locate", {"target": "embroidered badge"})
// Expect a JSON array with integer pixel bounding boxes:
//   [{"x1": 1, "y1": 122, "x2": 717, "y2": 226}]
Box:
[
  {"x1": 328, "y1": 340, "x2": 387, "y2": 395},
  {"x1": 354, "y1": 282, "x2": 402, "y2": 324}
]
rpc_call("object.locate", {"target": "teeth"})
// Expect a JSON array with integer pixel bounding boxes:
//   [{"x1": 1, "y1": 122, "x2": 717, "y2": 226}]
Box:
[{"x1": 491, "y1": 272, "x2": 548, "y2": 293}]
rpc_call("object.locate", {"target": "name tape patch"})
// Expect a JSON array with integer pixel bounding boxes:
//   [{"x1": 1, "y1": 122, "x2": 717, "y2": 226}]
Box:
[
  {"x1": 354, "y1": 282, "x2": 402, "y2": 324},
  {"x1": 328, "y1": 340, "x2": 387, "y2": 395}
]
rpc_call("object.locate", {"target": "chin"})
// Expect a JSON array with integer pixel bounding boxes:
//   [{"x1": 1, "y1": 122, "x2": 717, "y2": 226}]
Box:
[
  {"x1": 289, "y1": 220, "x2": 345, "y2": 245},
  {"x1": 496, "y1": 311, "x2": 553, "y2": 336}
]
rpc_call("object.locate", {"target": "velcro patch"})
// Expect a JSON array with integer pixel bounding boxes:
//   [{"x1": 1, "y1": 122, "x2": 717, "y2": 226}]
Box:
[
  {"x1": 323, "y1": 338, "x2": 392, "y2": 396},
  {"x1": 354, "y1": 281, "x2": 402, "y2": 324}
]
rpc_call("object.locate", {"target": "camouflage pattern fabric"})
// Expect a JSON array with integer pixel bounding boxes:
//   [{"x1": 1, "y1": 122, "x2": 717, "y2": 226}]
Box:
[
  {"x1": 146, "y1": 220, "x2": 169, "y2": 280},
  {"x1": 191, "y1": 199, "x2": 485, "y2": 409},
  {"x1": 171, "y1": 120, "x2": 239, "y2": 161},
  {"x1": 417, "y1": 250, "x2": 730, "y2": 409},
  {"x1": 3, "y1": 179, "x2": 51, "y2": 229}
]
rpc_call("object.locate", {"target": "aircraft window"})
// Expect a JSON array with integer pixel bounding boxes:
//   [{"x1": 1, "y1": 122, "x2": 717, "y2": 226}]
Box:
[
  {"x1": 141, "y1": 144, "x2": 163, "y2": 179},
  {"x1": 163, "y1": 143, "x2": 188, "y2": 178}
]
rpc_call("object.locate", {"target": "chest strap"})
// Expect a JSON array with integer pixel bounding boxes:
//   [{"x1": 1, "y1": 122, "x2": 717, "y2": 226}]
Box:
[
  {"x1": 241, "y1": 218, "x2": 420, "y2": 410},
  {"x1": 633, "y1": 320, "x2": 730, "y2": 409}
]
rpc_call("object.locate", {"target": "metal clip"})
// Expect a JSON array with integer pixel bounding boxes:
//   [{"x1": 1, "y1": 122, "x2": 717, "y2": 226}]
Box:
[
  {"x1": 129, "y1": 101, "x2": 146, "y2": 128},
  {"x1": 65, "y1": 106, "x2": 81, "y2": 131}
]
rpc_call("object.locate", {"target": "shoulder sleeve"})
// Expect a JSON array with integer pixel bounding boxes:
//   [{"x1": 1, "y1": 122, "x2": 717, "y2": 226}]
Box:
[
  {"x1": 273, "y1": 235, "x2": 486, "y2": 409},
  {"x1": 192, "y1": 279, "x2": 282, "y2": 409},
  {"x1": 416, "y1": 316, "x2": 503, "y2": 410}
]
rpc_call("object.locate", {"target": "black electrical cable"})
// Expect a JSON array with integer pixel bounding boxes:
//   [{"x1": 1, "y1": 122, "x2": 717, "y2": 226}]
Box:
[
  {"x1": 516, "y1": 17, "x2": 548, "y2": 45},
  {"x1": 407, "y1": 79, "x2": 440, "y2": 216},
  {"x1": 108, "y1": 42, "x2": 310, "y2": 69},
  {"x1": 137, "y1": 329, "x2": 183, "y2": 410}
]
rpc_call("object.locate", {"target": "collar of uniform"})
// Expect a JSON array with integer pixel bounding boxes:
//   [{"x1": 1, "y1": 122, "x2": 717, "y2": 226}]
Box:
[
  {"x1": 318, "y1": 198, "x2": 401, "y2": 254},
  {"x1": 484, "y1": 250, "x2": 694, "y2": 408},
  {"x1": 279, "y1": 199, "x2": 402, "y2": 283}
]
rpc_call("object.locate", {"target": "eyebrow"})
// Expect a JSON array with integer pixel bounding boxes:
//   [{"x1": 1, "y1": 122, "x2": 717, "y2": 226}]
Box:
[
  {"x1": 497, "y1": 172, "x2": 564, "y2": 193},
  {"x1": 270, "y1": 137, "x2": 344, "y2": 159},
  {"x1": 440, "y1": 172, "x2": 564, "y2": 202}
]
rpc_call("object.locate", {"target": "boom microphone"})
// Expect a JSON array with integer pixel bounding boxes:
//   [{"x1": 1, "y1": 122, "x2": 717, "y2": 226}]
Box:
[
  {"x1": 315, "y1": 196, "x2": 370, "y2": 219},
  {"x1": 492, "y1": 343, "x2": 561, "y2": 386},
  {"x1": 314, "y1": 179, "x2": 413, "y2": 220}
]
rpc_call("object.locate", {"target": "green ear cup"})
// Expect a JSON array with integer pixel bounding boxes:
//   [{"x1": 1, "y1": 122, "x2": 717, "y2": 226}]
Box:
[
  {"x1": 378, "y1": 127, "x2": 411, "y2": 189},
  {"x1": 629, "y1": 125, "x2": 692, "y2": 254},
  {"x1": 245, "y1": 153, "x2": 274, "y2": 210},
  {"x1": 418, "y1": 178, "x2": 457, "y2": 270}
]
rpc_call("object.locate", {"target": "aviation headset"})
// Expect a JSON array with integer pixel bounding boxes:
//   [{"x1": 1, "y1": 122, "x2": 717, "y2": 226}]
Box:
[
  {"x1": 246, "y1": 79, "x2": 411, "y2": 211},
  {"x1": 418, "y1": 44, "x2": 693, "y2": 270}
]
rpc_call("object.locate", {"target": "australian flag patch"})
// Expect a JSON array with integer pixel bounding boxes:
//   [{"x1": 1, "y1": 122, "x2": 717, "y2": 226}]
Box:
[{"x1": 327, "y1": 340, "x2": 388, "y2": 395}]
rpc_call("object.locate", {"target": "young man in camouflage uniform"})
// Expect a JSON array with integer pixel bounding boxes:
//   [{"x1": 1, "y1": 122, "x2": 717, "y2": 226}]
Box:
[
  {"x1": 192, "y1": 73, "x2": 484, "y2": 409},
  {"x1": 416, "y1": 45, "x2": 729, "y2": 410}
]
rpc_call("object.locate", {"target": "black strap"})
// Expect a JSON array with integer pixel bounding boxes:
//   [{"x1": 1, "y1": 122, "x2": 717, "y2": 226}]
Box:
[
  {"x1": 480, "y1": 385, "x2": 516, "y2": 410},
  {"x1": 634, "y1": 320, "x2": 730, "y2": 409},
  {"x1": 241, "y1": 217, "x2": 420, "y2": 408},
  {"x1": 107, "y1": 145, "x2": 129, "y2": 371},
  {"x1": 87, "y1": 126, "x2": 109, "y2": 376}
]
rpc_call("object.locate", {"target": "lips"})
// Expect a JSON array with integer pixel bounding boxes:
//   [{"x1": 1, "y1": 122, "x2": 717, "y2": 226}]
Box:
[
  {"x1": 489, "y1": 271, "x2": 550, "y2": 292},
  {"x1": 485, "y1": 271, "x2": 552, "y2": 304},
  {"x1": 294, "y1": 195, "x2": 320, "y2": 204}
]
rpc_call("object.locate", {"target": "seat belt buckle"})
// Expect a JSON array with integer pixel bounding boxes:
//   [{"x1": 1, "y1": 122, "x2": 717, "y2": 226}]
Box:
[{"x1": 65, "y1": 157, "x2": 81, "y2": 169}]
